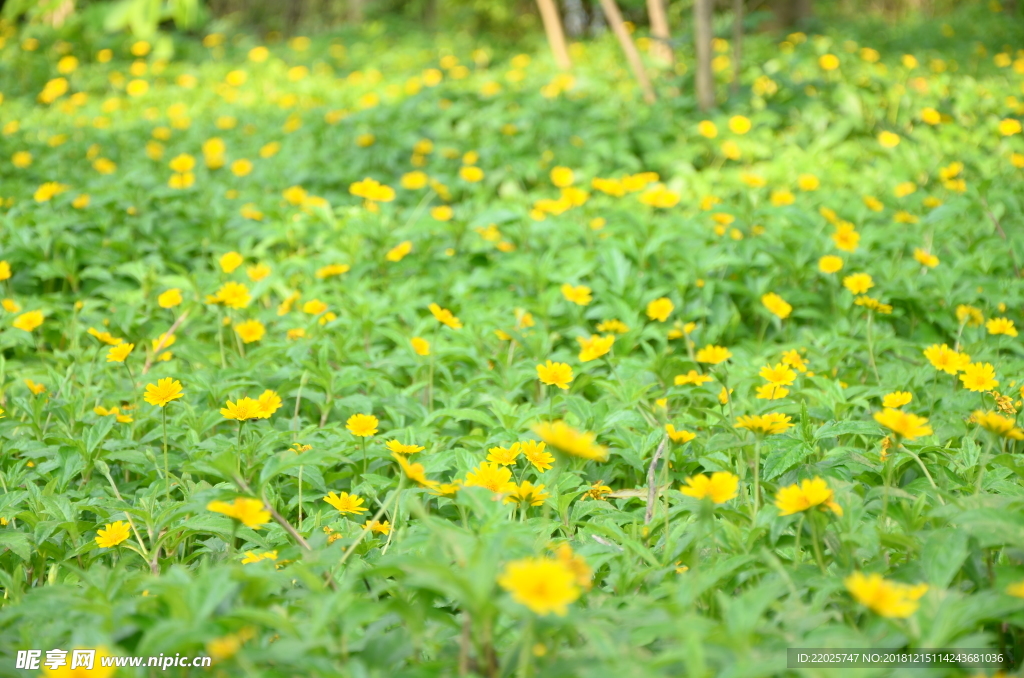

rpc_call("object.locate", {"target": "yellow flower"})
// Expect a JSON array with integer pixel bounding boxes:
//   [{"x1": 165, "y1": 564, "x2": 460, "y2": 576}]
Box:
[
  {"x1": 770, "y1": 189, "x2": 795, "y2": 206},
  {"x1": 760, "y1": 363, "x2": 796, "y2": 385},
  {"x1": 13, "y1": 310, "x2": 44, "y2": 332},
  {"x1": 597, "y1": 319, "x2": 629, "y2": 334},
  {"x1": 761, "y1": 292, "x2": 792, "y2": 319},
  {"x1": 639, "y1": 185, "x2": 680, "y2": 208},
  {"x1": 775, "y1": 476, "x2": 842, "y2": 516},
  {"x1": 561, "y1": 283, "x2": 592, "y2": 305},
  {"x1": 504, "y1": 480, "x2": 550, "y2": 506},
  {"x1": 220, "y1": 251, "x2": 243, "y2": 273},
  {"x1": 781, "y1": 349, "x2": 808, "y2": 372},
  {"x1": 392, "y1": 452, "x2": 437, "y2": 488},
  {"x1": 430, "y1": 205, "x2": 453, "y2": 221},
  {"x1": 466, "y1": 461, "x2": 516, "y2": 492},
  {"x1": 913, "y1": 248, "x2": 939, "y2": 268},
  {"x1": 488, "y1": 445, "x2": 520, "y2": 466},
  {"x1": 971, "y1": 410, "x2": 1024, "y2": 440},
  {"x1": 819, "y1": 53, "x2": 840, "y2": 70},
  {"x1": 675, "y1": 370, "x2": 712, "y2": 386},
  {"x1": 956, "y1": 305, "x2": 984, "y2": 327},
  {"x1": 106, "y1": 342, "x2": 134, "y2": 363},
  {"x1": 346, "y1": 413, "x2": 379, "y2": 437},
  {"x1": 221, "y1": 397, "x2": 262, "y2": 421},
  {"x1": 728, "y1": 115, "x2": 751, "y2": 134},
  {"x1": 303, "y1": 299, "x2": 327, "y2": 315},
  {"x1": 0, "y1": 261, "x2": 11, "y2": 281},
  {"x1": 877, "y1": 131, "x2": 900, "y2": 148},
  {"x1": 95, "y1": 520, "x2": 131, "y2": 548},
  {"x1": 411, "y1": 337, "x2": 430, "y2": 356},
  {"x1": 24, "y1": 379, "x2": 45, "y2": 395},
  {"x1": 460, "y1": 166, "x2": 484, "y2": 182},
  {"x1": 1006, "y1": 580, "x2": 1024, "y2": 598},
  {"x1": 646, "y1": 297, "x2": 673, "y2": 322},
  {"x1": 207, "y1": 497, "x2": 270, "y2": 529},
  {"x1": 843, "y1": 273, "x2": 874, "y2": 294},
  {"x1": 518, "y1": 440, "x2": 554, "y2": 472},
  {"x1": 873, "y1": 408, "x2": 932, "y2": 440},
  {"x1": 665, "y1": 424, "x2": 695, "y2": 443},
  {"x1": 1, "y1": 299, "x2": 20, "y2": 313},
  {"x1": 863, "y1": 195, "x2": 884, "y2": 211},
  {"x1": 255, "y1": 390, "x2": 282, "y2": 418},
  {"x1": 234, "y1": 319, "x2": 265, "y2": 344},
  {"x1": 247, "y1": 263, "x2": 271, "y2": 282},
  {"x1": 401, "y1": 171, "x2": 428, "y2": 189},
  {"x1": 386, "y1": 440, "x2": 425, "y2": 456},
  {"x1": 533, "y1": 421, "x2": 608, "y2": 461},
  {"x1": 323, "y1": 491, "x2": 368, "y2": 514},
  {"x1": 429, "y1": 303, "x2": 462, "y2": 329},
  {"x1": 697, "y1": 120, "x2": 718, "y2": 138},
  {"x1": 364, "y1": 520, "x2": 391, "y2": 535},
  {"x1": 986, "y1": 317, "x2": 1018, "y2": 337},
  {"x1": 550, "y1": 166, "x2": 575, "y2": 187},
  {"x1": 537, "y1": 360, "x2": 573, "y2": 390},
  {"x1": 735, "y1": 412, "x2": 794, "y2": 435},
  {"x1": 241, "y1": 550, "x2": 278, "y2": 564},
  {"x1": 231, "y1": 159, "x2": 253, "y2": 177},
  {"x1": 386, "y1": 241, "x2": 413, "y2": 262},
  {"x1": 960, "y1": 362, "x2": 999, "y2": 392},
  {"x1": 144, "y1": 377, "x2": 184, "y2": 407},
  {"x1": 998, "y1": 118, "x2": 1022, "y2": 136},
  {"x1": 844, "y1": 572, "x2": 928, "y2": 618},
  {"x1": 695, "y1": 344, "x2": 731, "y2": 365},
  {"x1": 680, "y1": 472, "x2": 738, "y2": 503},
  {"x1": 577, "y1": 334, "x2": 614, "y2": 362},
  {"x1": 210, "y1": 281, "x2": 251, "y2": 309},
  {"x1": 158, "y1": 288, "x2": 183, "y2": 308},
  {"x1": 797, "y1": 173, "x2": 820, "y2": 191},
  {"x1": 316, "y1": 264, "x2": 350, "y2": 279},
  {"x1": 756, "y1": 384, "x2": 789, "y2": 400},
  {"x1": 832, "y1": 224, "x2": 860, "y2": 252},
  {"x1": 882, "y1": 391, "x2": 913, "y2": 408},
  {"x1": 498, "y1": 556, "x2": 581, "y2": 616},
  {"x1": 923, "y1": 344, "x2": 971, "y2": 374}
]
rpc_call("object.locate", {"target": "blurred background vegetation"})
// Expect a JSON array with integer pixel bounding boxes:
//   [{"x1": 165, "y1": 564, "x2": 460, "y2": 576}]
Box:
[{"x1": 0, "y1": 0, "x2": 1014, "y2": 41}]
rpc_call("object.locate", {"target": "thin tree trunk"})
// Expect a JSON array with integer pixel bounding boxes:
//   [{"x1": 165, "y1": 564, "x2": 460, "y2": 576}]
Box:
[
  {"x1": 536, "y1": 0, "x2": 573, "y2": 70},
  {"x1": 732, "y1": 0, "x2": 743, "y2": 93},
  {"x1": 647, "y1": 0, "x2": 674, "y2": 65},
  {"x1": 599, "y1": 0, "x2": 657, "y2": 103},
  {"x1": 694, "y1": 0, "x2": 714, "y2": 110}
]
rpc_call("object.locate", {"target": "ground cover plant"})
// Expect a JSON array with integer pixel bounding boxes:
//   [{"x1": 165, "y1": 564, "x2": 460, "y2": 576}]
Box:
[{"x1": 1, "y1": 2, "x2": 1024, "y2": 676}]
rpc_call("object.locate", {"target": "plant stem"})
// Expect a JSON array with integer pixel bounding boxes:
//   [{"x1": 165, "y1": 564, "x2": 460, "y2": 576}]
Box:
[{"x1": 162, "y1": 407, "x2": 170, "y2": 500}]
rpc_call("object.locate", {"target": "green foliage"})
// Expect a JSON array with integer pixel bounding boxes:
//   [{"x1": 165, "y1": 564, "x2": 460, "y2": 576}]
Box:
[{"x1": 0, "y1": 2, "x2": 1022, "y2": 676}]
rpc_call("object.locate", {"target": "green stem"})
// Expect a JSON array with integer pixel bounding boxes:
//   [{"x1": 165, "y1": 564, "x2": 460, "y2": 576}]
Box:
[
  {"x1": 162, "y1": 407, "x2": 170, "y2": 500},
  {"x1": 752, "y1": 438, "x2": 762, "y2": 521},
  {"x1": 809, "y1": 513, "x2": 826, "y2": 573},
  {"x1": 866, "y1": 310, "x2": 880, "y2": 383}
]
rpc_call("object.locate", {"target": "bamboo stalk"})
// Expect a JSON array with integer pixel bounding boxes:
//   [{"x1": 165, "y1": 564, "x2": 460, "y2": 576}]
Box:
[
  {"x1": 694, "y1": 0, "x2": 714, "y2": 110},
  {"x1": 646, "y1": 0, "x2": 674, "y2": 65},
  {"x1": 599, "y1": 0, "x2": 657, "y2": 103},
  {"x1": 536, "y1": 0, "x2": 573, "y2": 70}
]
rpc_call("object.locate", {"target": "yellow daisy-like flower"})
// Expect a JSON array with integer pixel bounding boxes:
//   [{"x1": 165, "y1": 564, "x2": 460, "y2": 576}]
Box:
[
  {"x1": 882, "y1": 391, "x2": 912, "y2": 408},
  {"x1": 346, "y1": 413, "x2": 379, "y2": 437},
  {"x1": 923, "y1": 344, "x2": 970, "y2": 375},
  {"x1": 95, "y1": 520, "x2": 131, "y2": 548},
  {"x1": 873, "y1": 408, "x2": 932, "y2": 440},
  {"x1": 761, "y1": 292, "x2": 792, "y2": 319},
  {"x1": 532, "y1": 421, "x2": 608, "y2": 462},
  {"x1": 158, "y1": 288, "x2": 183, "y2": 308},
  {"x1": 106, "y1": 342, "x2": 134, "y2": 363},
  {"x1": 429, "y1": 303, "x2": 462, "y2": 329},
  {"x1": 537, "y1": 360, "x2": 573, "y2": 390},
  {"x1": 959, "y1": 362, "x2": 998, "y2": 392},
  {"x1": 13, "y1": 310, "x2": 44, "y2": 332},
  {"x1": 517, "y1": 440, "x2": 554, "y2": 472},
  {"x1": 498, "y1": 556, "x2": 581, "y2": 616},
  {"x1": 735, "y1": 412, "x2": 794, "y2": 435},
  {"x1": 774, "y1": 476, "x2": 842, "y2": 516},
  {"x1": 465, "y1": 461, "x2": 516, "y2": 493},
  {"x1": 646, "y1": 297, "x2": 673, "y2": 322},
  {"x1": 234, "y1": 319, "x2": 265, "y2": 344},
  {"x1": 842, "y1": 273, "x2": 874, "y2": 295},
  {"x1": 323, "y1": 491, "x2": 368, "y2": 515},
  {"x1": 385, "y1": 440, "x2": 425, "y2": 455},
  {"x1": 970, "y1": 410, "x2": 1024, "y2": 440},
  {"x1": 221, "y1": 397, "x2": 262, "y2": 421},
  {"x1": 674, "y1": 370, "x2": 713, "y2": 386},
  {"x1": 759, "y1": 363, "x2": 796, "y2": 385},
  {"x1": 665, "y1": 424, "x2": 695, "y2": 443},
  {"x1": 207, "y1": 497, "x2": 271, "y2": 529},
  {"x1": 144, "y1": 378, "x2": 184, "y2": 407},
  {"x1": 695, "y1": 344, "x2": 732, "y2": 365},
  {"x1": 561, "y1": 283, "x2": 592, "y2": 306},
  {"x1": 577, "y1": 334, "x2": 615, "y2": 363},
  {"x1": 392, "y1": 452, "x2": 438, "y2": 489},
  {"x1": 986, "y1": 317, "x2": 1018, "y2": 337},
  {"x1": 844, "y1": 572, "x2": 928, "y2": 618},
  {"x1": 680, "y1": 472, "x2": 738, "y2": 504}
]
